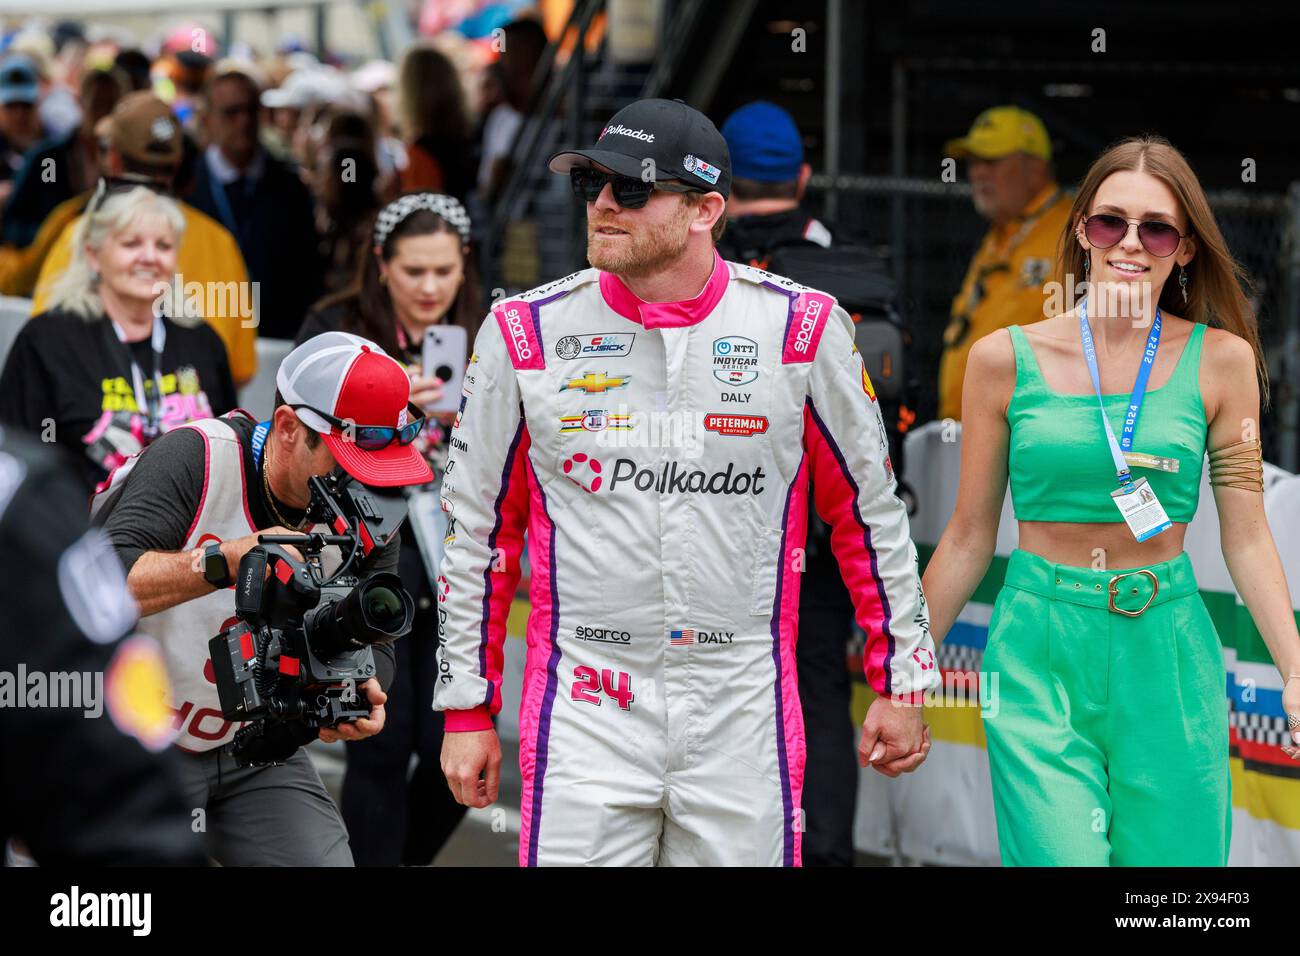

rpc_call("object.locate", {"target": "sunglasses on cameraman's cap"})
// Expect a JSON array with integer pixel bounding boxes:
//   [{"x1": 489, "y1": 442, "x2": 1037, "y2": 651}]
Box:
[
  {"x1": 1081, "y1": 213, "x2": 1190, "y2": 259},
  {"x1": 568, "y1": 167, "x2": 700, "y2": 209},
  {"x1": 290, "y1": 402, "x2": 426, "y2": 450}
]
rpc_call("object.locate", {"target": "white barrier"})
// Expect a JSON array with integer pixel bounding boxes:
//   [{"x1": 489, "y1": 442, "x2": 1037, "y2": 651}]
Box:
[
  {"x1": 852, "y1": 419, "x2": 1300, "y2": 865},
  {"x1": 0, "y1": 297, "x2": 32, "y2": 369}
]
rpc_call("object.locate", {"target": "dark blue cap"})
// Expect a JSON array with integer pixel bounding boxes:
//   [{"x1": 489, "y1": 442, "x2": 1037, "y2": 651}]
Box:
[
  {"x1": 720, "y1": 101, "x2": 803, "y2": 183},
  {"x1": 0, "y1": 56, "x2": 39, "y2": 106}
]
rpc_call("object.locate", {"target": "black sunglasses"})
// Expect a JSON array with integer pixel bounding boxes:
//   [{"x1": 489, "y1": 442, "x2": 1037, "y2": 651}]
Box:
[
  {"x1": 569, "y1": 167, "x2": 700, "y2": 209},
  {"x1": 292, "y1": 403, "x2": 426, "y2": 451},
  {"x1": 1082, "y1": 214, "x2": 1189, "y2": 259}
]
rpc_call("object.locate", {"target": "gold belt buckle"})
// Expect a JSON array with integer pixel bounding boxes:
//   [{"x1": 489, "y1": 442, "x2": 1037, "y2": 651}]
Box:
[{"x1": 1107, "y1": 569, "x2": 1159, "y2": 617}]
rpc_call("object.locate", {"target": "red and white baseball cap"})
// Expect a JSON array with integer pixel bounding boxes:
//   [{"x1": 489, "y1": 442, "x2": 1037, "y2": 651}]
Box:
[{"x1": 277, "y1": 332, "x2": 432, "y2": 487}]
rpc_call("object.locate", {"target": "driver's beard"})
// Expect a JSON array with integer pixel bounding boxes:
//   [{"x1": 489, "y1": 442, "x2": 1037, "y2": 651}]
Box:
[{"x1": 587, "y1": 206, "x2": 692, "y2": 279}]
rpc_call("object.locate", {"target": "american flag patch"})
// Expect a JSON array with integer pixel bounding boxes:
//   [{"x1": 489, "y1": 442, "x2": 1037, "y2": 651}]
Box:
[{"x1": 669, "y1": 629, "x2": 695, "y2": 646}]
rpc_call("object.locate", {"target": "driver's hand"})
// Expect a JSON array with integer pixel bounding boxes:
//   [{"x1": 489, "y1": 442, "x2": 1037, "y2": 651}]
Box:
[{"x1": 319, "y1": 678, "x2": 387, "y2": 743}]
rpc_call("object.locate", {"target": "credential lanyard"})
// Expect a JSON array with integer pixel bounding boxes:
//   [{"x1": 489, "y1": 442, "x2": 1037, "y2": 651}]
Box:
[
  {"x1": 251, "y1": 421, "x2": 270, "y2": 469},
  {"x1": 112, "y1": 316, "x2": 167, "y2": 437},
  {"x1": 1078, "y1": 296, "x2": 1162, "y2": 487}
]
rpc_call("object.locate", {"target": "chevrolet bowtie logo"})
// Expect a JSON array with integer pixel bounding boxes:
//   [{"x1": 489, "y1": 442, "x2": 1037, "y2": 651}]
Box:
[{"x1": 559, "y1": 372, "x2": 631, "y2": 393}]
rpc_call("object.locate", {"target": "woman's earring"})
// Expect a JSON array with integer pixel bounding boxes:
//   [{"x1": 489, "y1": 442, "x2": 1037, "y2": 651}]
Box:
[
  {"x1": 1083, "y1": 256, "x2": 1090, "y2": 277},
  {"x1": 379, "y1": 272, "x2": 388, "y2": 285},
  {"x1": 1179, "y1": 264, "x2": 1188, "y2": 304}
]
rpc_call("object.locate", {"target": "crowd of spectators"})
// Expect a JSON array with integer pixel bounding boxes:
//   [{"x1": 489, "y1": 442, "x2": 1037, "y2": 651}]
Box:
[
  {"x1": 0, "y1": 15, "x2": 544, "y2": 349},
  {"x1": 0, "y1": 13, "x2": 541, "y2": 866}
]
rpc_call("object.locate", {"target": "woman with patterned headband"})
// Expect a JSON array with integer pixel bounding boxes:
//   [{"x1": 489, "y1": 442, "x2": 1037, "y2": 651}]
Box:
[{"x1": 296, "y1": 191, "x2": 480, "y2": 866}]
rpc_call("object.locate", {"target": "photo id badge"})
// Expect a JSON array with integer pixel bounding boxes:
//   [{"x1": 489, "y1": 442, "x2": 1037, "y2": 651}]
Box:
[{"x1": 1111, "y1": 476, "x2": 1173, "y2": 542}]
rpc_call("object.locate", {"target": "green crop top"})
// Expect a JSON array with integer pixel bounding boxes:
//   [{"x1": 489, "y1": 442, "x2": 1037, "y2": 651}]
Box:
[{"x1": 1006, "y1": 322, "x2": 1208, "y2": 523}]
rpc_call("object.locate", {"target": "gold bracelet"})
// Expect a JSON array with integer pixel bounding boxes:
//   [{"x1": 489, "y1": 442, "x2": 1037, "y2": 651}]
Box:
[{"x1": 1208, "y1": 438, "x2": 1264, "y2": 492}]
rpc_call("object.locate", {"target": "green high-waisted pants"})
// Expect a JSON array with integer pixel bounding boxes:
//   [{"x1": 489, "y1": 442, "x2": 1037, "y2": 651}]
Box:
[{"x1": 982, "y1": 548, "x2": 1231, "y2": 866}]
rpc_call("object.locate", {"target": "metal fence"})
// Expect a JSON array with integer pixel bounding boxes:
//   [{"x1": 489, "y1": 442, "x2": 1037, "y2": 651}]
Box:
[{"x1": 805, "y1": 175, "x2": 1300, "y2": 470}]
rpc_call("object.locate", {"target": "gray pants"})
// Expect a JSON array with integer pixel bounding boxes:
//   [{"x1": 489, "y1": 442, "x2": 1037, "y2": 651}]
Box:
[{"x1": 177, "y1": 747, "x2": 353, "y2": 866}]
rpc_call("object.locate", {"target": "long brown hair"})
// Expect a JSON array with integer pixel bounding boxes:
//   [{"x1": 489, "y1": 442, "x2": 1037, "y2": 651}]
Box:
[
  {"x1": 1057, "y1": 134, "x2": 1269, "y2": 407},
  {"x1": 311, "y1": 204, "x2": 482, "y2": 356},
  {"x1": 397, "y1": 43, "x2": 470, "y2": 143}
]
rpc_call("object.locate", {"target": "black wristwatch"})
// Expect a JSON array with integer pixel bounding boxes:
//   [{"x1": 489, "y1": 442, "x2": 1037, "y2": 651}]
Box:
[{"x1": 203, "y1": 541, "x2": 232, "y2": 589}]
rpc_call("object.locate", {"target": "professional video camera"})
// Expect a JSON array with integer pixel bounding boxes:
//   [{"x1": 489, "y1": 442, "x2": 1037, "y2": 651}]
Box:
[{"x1": 208, "y1": 472, "x2": 414, "y2": 766}]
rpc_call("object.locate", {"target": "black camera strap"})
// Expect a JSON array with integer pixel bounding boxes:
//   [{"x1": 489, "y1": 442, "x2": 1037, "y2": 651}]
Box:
[{"x1": 108, "y1": 315, "x2": 166, "y2": 441}]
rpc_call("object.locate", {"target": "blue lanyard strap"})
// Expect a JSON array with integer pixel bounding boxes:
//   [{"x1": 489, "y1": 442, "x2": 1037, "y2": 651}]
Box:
[
  {"x1": 251, "y1": 421, "x2": 270, "y2": 470},
  {"x1": 1078, "y1": 297, "x2": 1162, "y2": 485}
]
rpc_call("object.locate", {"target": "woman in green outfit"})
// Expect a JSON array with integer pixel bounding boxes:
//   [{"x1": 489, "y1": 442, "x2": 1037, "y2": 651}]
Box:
[{"x1": 923, "y1": 135, "x2": 1300, "y2": 866}]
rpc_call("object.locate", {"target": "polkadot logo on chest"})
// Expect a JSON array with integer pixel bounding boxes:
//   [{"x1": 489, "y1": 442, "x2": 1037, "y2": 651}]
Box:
[{"x1": 562, "y1": 453, "x2": 603, "y2": 492}]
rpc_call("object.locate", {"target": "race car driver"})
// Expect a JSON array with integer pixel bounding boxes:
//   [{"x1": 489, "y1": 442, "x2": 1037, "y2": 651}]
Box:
[{"x1": 434, "y1": 98, "x2": 939, "y2": 866}]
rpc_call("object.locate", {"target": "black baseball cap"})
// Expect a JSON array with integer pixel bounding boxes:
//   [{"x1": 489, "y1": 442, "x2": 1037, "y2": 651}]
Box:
[{"x1": 548, "y1": 98, "x2": 731, "y2": 199}]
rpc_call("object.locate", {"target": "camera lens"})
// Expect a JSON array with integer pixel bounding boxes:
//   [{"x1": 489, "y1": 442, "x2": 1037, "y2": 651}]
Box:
[
  {"x1": 364, "y1": 586, "x2": 405, "y2": 626},
  {"x1": 303, "y1": 572, "x2": 414, "y2": 656}
]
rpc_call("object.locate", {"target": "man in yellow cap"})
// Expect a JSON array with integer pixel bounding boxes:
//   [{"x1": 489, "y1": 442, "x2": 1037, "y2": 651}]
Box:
[{"x1": 937, "y1": 106, "x2": 1071, "y2": 421}]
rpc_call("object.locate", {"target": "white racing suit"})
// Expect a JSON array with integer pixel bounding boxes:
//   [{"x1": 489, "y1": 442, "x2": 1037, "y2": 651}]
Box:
[{"x1": 434, "y1": 253, "x2": 939, "y2": 865}]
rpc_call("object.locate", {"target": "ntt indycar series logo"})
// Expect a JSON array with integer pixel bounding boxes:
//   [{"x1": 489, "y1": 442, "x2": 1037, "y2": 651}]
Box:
[
  {"x1": 713, "y1": 335, "x2": 759, "y2": 386},
  {"x1": 601, "y1": 123, "x2": 656, "y2": 143},
  {"x1": 563, "y1": 455, "x2": 766, "y2": 496}
]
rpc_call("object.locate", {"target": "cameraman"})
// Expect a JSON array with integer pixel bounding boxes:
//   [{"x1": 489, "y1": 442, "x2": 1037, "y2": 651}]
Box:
[{"x1": 95, "y1": 332, "x2": 433, "y2": 866}]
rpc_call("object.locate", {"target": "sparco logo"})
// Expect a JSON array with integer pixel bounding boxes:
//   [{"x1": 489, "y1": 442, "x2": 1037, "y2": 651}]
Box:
[
  {"x1": 793, "y1": 299, "x2": 823, "y2": 354},
  {"x1": 504, "y1": 307, "x2": 532, "y2": 359},
  {"x1": 574, "y1": 626, "x2": 632, "y2": 644},
  {"x1": 609, "y1": 458, "x2": 766, "y2": 495},
  {"x1": 602, "y1": 123, "x2": 656, "y2": 143}
]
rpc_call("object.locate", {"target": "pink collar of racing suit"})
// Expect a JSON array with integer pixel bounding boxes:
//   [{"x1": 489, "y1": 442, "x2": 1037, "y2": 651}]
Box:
[{"x1": 598, "y1": 250, "x2": 729, "y2": 329}]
